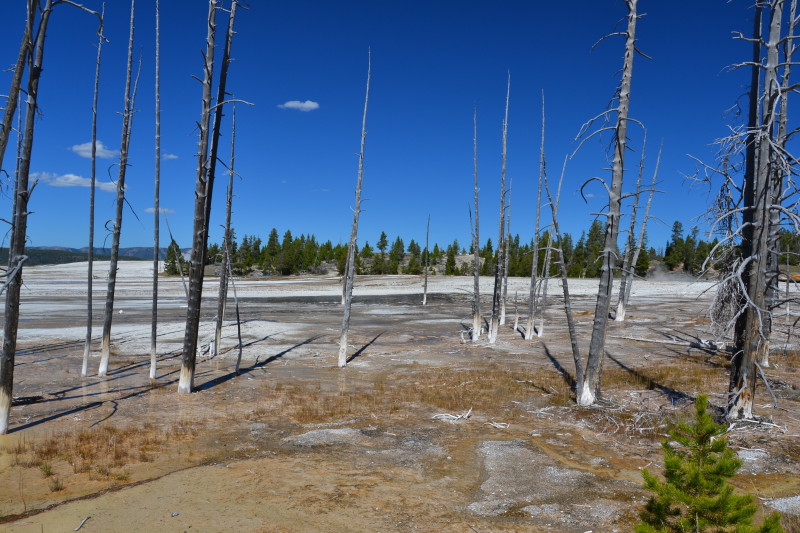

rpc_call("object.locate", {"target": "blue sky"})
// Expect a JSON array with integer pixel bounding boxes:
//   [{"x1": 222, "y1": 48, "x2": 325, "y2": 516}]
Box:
[{"x1": 0, "y1": 1, "x2": 757, "y2": 253}]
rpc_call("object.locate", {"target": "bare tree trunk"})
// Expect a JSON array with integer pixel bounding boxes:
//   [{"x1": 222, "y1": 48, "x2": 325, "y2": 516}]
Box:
[
  {"x1": 0, "y1": 0, "x2": 53, "y2": 435},
  {"x1": 537, "y1": 218, "x2": 554, "y2": 337},
  {"x1": 618, "y1": 142, "x2": 661, "y2": 321},
  {"x1": 0, "y1": 1, "x2": 33, "y2": 176},
  {"x1": 99, "y1": 0, "x2": 138, "y2": 378},
  {"x1": 488, "y1": 74, "x2": 510, "y2": 344},
  {"x1": 83, "y1": 6, "x2": 105, "y2": 377},
  {"x1": 215, "y1": 106, "x2": 236, "y2": 359},
  {"x1": 525, "y1": 94, "x2": 546, "y2": 340},
  {"x1": 500, "y1": 181, "x2": 512, "y2": 326},
  {"x1": 615, "y1": 134, "x2": 647, "y2": 323},
  {"x1": 180, "y1": 0, "x2": 238, "y2": 393},
  {"x1": 149, "y1": 0, "x2": 161, "y2": 380},
  {"x1": 337, "y1": 51, "x2": 371, "y2": 368},
  {"x1": 729, "y1": 1, "x2": 782, "y2": 420},
  {"x1": 578, "y1": 0, "x2": 638, "y2": 406},
  {"x1": 547, "y1": 156, "x2": 584, "y2": 386},
  {"x1": 471, "y1": 108, "x2": 481, "y2": 339},
  {"x1": 423, "y1": 213, "x2": 430, "y2": 306},
  {"x1": 761, "y1": 0, "x2": 796, "y2": 369}
]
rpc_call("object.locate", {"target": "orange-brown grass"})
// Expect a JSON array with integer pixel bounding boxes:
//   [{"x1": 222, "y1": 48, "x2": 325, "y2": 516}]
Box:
[
  {"x1": 2, "y1": 420, "x2": 199, "y2": 490},
  {"x1": 251, "y1": 364, "x2": 572, "y2": 424},
  {"x1": 601, "y1": 363, "x2": 720, "y2": 395}
]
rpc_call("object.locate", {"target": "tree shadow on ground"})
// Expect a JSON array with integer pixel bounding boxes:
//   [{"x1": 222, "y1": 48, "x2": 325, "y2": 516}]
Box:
[
  {"x1": 194, "y1": 335, "x2": 322, "y2": 392},
  {"x1": 347, "y1": 332, "x2": 384, "y2": 363},
  {"x1": 606, "y1": 352, "x2": 693, "y2": 404},
  {"x1": 542, "y1": 343, "x2": 576, "y2": 393}
]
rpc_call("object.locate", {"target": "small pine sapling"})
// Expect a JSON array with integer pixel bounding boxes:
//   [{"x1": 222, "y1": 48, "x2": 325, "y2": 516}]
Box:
[{"x1": 636, "y1": 394, "x2": 784, "y2": 533}]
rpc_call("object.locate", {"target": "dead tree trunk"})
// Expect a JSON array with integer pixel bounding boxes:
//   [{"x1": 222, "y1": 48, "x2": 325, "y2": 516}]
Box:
[
  {"x1": 578, "y1": 0, "x2": 638, "y2": 406},
  {"x1": 729, "y1": 0, "x2": 783, "y2": 420},
  {"x1": 423, "y1": 213, "x2": 430, "y2": 305},
  {"x1": 615, "y1": 135, "x2": 647, "y2": 322},
  {"x1": 337, "y1": 51, "x2": 371, "y2": 368},
  {"x1": 0, "y1": 0, "x2": 53, "y2": 435},
  {"x1": 500, "y1": 181, "x2": 512, "y2": 326},
  {"x1": 83, "y1": 7, "x2": 105, "y2": 377},
  {"x1": 215, "y1": 105, "x2": 237, "y2": 358},
  {"x1": 0, "y1": 0, "x2": 33, "y2": 176},
  {"x1": 762, "y1": 0, "x2": 797, "y2": 369},
  {"x1": 488, "y1": 74, "x2": 510, "y2": 344},
  {"x1": 99, "y1": 0, "x2": 137, "y2": 377},
  {"x1": 525, "y1": 94, "x2": 546, "y2": 340},
  {"x1": 616, "y1": 141, "x2": 660, "y2": 322},
  {"x1": 179, "y1": 0, "x2": 238, "y2": 393},
  {"x1": 536, "y1": 218, "x2": 554, "y2": 337},
  {"x1": 149, "y1": 0, "x2": 161, "y2": 380},
  {"x1": 471, "y1": 108, "x2": 481, "y2": 339}
]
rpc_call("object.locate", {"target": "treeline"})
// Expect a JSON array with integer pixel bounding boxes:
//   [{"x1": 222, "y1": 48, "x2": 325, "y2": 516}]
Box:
[{"x1": 188, "y1": 219, "x2": 779, "y2": 279}]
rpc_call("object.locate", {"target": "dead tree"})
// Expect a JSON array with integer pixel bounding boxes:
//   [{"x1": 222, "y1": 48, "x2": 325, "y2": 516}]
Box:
[
  {"x1": 214, "y1": 105, "x2": 237, "y2": 358},
  {"x1": 615, "y1": 141, "x2": 660, "y2": 322},
  {"x1": 82, "y1": 5, "x2": 106, "y2": 377},
  {"x1": 536, "y1": 217, "x2": 555, "y2": 337},
  {"x1": 488, "y1": 74, "x2": 510, "y2": 344},
  {"x1": 423, "y1": 213, "x2": 430, "y2": 305},
  {"x1": 728, "y1": 0, "x2": 784, "y2": 419},
  {"x1": 471, "y1": 107, "x2": 481, "y2": 339},
  {"x1": 525, "y1": 95, "x2": 546, "y2": 340},
  {"x1": 573, "y1": 0, "x2": 639, "y2": 406},
  {"x1": 149, "y1": 0, "x2": 161, "y2": 380},
  {"x1": 99, "y1": 0, "x2": 138, "y2": 377},
  {"x1": 337, "y1": 51, "x2": 371, "y2": 368},
  {"x1": 500, "y1": 180, "x2": 512, "y2": 326},
  {"x1": 0, "y1": 0, "x2": 53, "y2": 435},
  {"x1": 179, "y1": 0, "x2": 239, "y2": 393},
  {"x1": 0, "y1": 0, "x2": 33, "y2": 177}
]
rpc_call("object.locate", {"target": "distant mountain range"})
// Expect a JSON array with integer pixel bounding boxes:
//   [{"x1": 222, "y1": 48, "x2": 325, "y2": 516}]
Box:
[{"x1": 0, "y1": 246, "x2": 190, "y2": 266}]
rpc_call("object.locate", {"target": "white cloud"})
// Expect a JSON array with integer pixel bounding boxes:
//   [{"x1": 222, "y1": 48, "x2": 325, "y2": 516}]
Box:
[
  {"x1": 69, "y1": 140, "x2": 119, "y2": 159},
  {"x1": 162, "y1": 153, "x2": 179, "y2": 160},
  {"x1": 278, "y1": 100, "x2": 319, "y2": 112},
  {"x1": 33, "y1": 171, "x2": 117, "y2": 193},
  {"x1": 145, "y1": 207, "x2": 175, "y2": 214}
]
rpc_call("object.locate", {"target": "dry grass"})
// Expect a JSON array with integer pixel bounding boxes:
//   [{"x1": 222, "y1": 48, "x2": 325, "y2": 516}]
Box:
[
  {"x1": 2, "y1": 420, "x2": 199, "y2": 492},
  {"x1": 250, "y1": 364, "x2": 572, "y2": 424}
]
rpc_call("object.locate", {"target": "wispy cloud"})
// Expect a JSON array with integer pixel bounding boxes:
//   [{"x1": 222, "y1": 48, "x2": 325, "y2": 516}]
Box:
[
  {"x1": 312, "y1": 188, "x2": 330, "y2": 193},
  {"x1": 162, "y1": 153, "x2": 179, "y2": 160},
  {"x1": 145, "y1": 207, "x2": 175, "y2": 214},
  {"x1": 278, "y1": 100, "x2": 319, "y2": 112},
  {"x1": 69, "y1": 140, "x2": 119, "y2": 159},
  {"x1": 33, "y1": 171, "x2": 117, "y2": 193}
]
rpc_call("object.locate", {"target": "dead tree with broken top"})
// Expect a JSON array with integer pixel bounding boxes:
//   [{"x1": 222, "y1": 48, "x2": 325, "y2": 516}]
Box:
[
  {"x1": 338, "y1": 51, "x2": 371, "y2": 368},
  {"x1": 179, "y1": 0, "x2": 239, "y2": 393},
  {"x1": 83, "y1": 5, "x2": 106, "y2": 377},
  {"x1": 525, "y1": 95, "x2": 546, "y2": 340},
  {"x1": 149, "y1": 0, "x2": 161, "y2": 379},
  {"x1": 215, "y1": 105, "x2": 237, "y2": 358},
  {"x1": 568, "y1": 0, "x2": 639, "y2": 406},
  {"x1": 99, "y1": 0, "x2": 138, "y2": 377},
  {"x1": 488, "y1": 75, "x2": 510, "y2": 344},
  {"x1": 471, "y1": 107, "x2": 481, "y2": 340}
]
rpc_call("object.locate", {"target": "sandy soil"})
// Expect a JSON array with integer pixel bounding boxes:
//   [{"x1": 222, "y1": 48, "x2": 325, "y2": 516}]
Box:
[{"x1": 0, "y1": 262, "x2": 798, "y2": 532}]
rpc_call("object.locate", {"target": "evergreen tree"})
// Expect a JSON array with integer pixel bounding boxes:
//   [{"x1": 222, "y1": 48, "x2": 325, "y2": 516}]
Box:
[
  {"x1": 637, "y1": 395, "x2": 784, "y2": 533},
  {"x1": 444, "y1": 244, "x2": 457, "y2": 275},
  {"x1": 585, "y1": 220, "x2": 604, "y2": 278},
  {"x1": 376, "y1": 231, "x2": 388, "y2": 255},
  {"x1": 164, "y1": 240, "x2": 185, "y2": 275}
]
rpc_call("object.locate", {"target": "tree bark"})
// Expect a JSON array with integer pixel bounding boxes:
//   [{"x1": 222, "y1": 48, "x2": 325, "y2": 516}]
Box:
[
  {"x1": 471, "y1": 108, "x2": 481, "y2": 339},
  {"x1": 729, "y1": 1, "x2": 782, "y2": 420},
  {"x1": 215, "y1": 106, "x2": 236, "y2": 358},
  {"x1": 1, "y1": 0, "x2": 53, "y2": 435},
  {"x1": 83, "y1": 6, "x2": 105, "y2": 377},
  {"x1": 488, "y1": 74, "x2": 510, "y2": 344},
  {"x1": 99, "y1": 0, "x2": 137, "y2": 377},
  {"x1": 337, "y1": 51, "x2": 371, "y2": 368},
  {"x1": 525, "y1": 93, "x2": 546, "y2": 340},
  {"x1": 149, "y1": 0, "x2": 161, "y2": 380},
  {"x1": 578, "y1": 0, "x2": 638, "y2": 406},
  {"x1": 500, "y1": 180, "x2": 512, "y2": 326}
]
